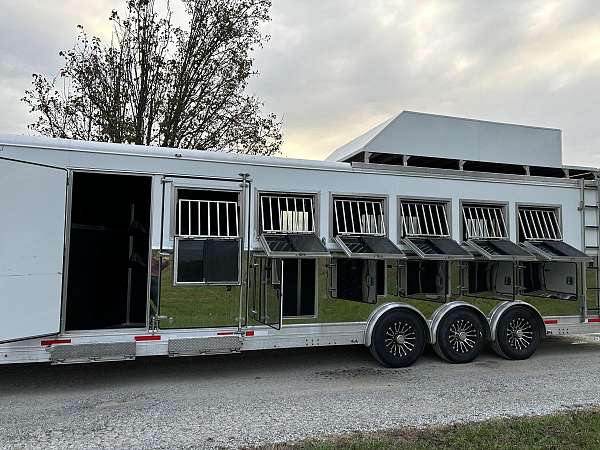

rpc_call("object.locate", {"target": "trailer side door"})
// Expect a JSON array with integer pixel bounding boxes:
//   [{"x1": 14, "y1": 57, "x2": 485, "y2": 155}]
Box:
[{"x1": 0, "y1": 158, "x2": 67, "y2": 342}]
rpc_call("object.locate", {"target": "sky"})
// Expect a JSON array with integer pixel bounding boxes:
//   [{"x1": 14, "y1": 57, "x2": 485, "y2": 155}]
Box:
[{"x1": 1, "y1": 0, "x2": 600, "y2": 166}]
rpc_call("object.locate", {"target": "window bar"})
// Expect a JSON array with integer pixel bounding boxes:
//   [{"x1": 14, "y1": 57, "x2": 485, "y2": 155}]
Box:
[
  {"x1": 499, "y1": 207, "x2": 508, "y2": 238},
  {"x1": 199, "y1": 203, "x2": 203, "y2": 237},
  {"x1": 187, "y1": 200, "x2": 192, "y2": 236},
  {"x1": 441, "y1": 204, "x2": 449, "y2": 236},
  {"x1": 339, "y1": 200, "x2": 347, "y2": 234},
  {"x1": 537, "y1": 210, "x2": 550, "y2": 240},
  {"x1": 269, "y1": 197, "x2": 274, "y2": 233},
  {"x1": 378, "y1": 202, "x2": 386, "y2": 234},
  {"x1": 484, "y1": 207, "x2": 494, "y2": 238},
  {"x1": 519, "y1": 210, "x2": 531, "y2": 240},
  {"x1": 308, "y1": 198, "x2": 314, "y2": 232},
  {"x1": 422, "y1": 203, "x2": 430, "y2": 235},
  {"x1": 548, "y1": 210, "x2": 562, "y2": 239},
  {"x1": 370, "y1": 201, "x2": 377, "y2": 234},
  {"x1": 178, "y1": 199, "x2": 183, "y2": 235},
  {"x1": 234, "y1": 204, "x2": 239, "y2": 237},
  {"x1": 348, "y1": 200, "x2": 355, "y2": 233},
  {"x1": 527, "y1": 210, "x2": 539, "y2": 239},
  {"x1": 533, "y1": 210, "x2": 544, "y2": 239}
]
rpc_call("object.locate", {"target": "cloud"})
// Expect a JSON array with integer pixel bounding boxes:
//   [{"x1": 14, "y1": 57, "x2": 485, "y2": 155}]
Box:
[
  {"x1": 250, "y1": 0, "x2": 600, "y2": 165},
  {"x1": 1, "y1": 0, "x2": 600, "y2": 167}
]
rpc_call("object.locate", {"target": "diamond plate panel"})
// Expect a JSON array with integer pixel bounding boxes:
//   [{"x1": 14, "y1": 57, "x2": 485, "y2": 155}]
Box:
[
  {"x1": 49, "y1": 342, "x2": 136, "y2": 364},
  {"x1": 168, "y1": 336, "x2": 242, "y2": 356}
]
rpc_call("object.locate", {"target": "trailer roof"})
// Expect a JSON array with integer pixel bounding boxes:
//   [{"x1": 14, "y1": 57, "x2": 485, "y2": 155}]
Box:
[
  {"x1": 0, "y1": 134, "x2": 348, "y2": 171},
  {"x1": 327, "y1": 111, "x2": 566, "y2": 168}
]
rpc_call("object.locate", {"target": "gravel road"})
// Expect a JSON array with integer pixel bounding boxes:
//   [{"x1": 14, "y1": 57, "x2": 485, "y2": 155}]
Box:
[{"x1": 1, "y1": 336, "x2": 600, "y2": 449}]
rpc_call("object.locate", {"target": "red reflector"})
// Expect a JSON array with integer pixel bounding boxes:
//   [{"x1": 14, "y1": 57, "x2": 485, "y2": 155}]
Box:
[
  {"x1": 245, "y1": 330, "x2": 255, "y2": 337},
  {"x1": 217, "y1": 331, "x2": 234, "y2": 336},
  {"x1": 588, "y1": 317, "x2": 600, "y2": 323},
  {"x1": 544, "y1": 319, "x2": 558, "y2": 325},
  {"x1": 41, "y1": 338, "x2": 71, "y2": 346},
  {"x1": 135, "y1": 335, "x2": 161, "y2": 341}
]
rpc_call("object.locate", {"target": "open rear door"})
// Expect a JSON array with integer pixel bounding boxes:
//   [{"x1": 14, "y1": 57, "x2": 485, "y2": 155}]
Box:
[{"x1": 0, "y1": 158, "x2": 67, "y2": 342}]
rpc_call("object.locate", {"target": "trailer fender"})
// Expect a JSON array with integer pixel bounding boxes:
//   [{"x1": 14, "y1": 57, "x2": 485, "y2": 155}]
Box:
[
  {"x1": 429, "y1": 301, "x2": 490, "y2": 345},
  {"x1": 364, "y1": 303, "x2": 429, "y2": 347},
  {"x1": 488, "y1": 301, "x2": 546, "y2": 342}
]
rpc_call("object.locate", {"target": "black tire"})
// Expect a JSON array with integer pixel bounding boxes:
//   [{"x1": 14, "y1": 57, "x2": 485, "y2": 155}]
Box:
[
  {"x1": 494, "y1": 306, "x2": 542, "y2": 360},
  {"x1": 370, "y1": 309, "x2": 427, "y2": 368},
  {"x1": 434, "y1": 308, "x2": 485, "y2": 363}
]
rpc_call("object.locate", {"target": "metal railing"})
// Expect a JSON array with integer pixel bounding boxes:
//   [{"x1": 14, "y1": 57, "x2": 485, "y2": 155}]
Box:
[
  {"x1": 177, "y1": 199, "x2": 239, "y2": 237},
  {"x1": 334, "y1": 198, "x2": 385, "y2": 235},
  {"x1": 400, "y1": 201, "x2": 449, "y2": 237},
  {"x1": 518, "y1": 208, "x2": 562, "y2": 241},
  {"x1": 260, "y1": 195, "x2": 314, "y2": 233},
  {"x1": 462, "y1": 205, "x2": 508, "y2": 239}
]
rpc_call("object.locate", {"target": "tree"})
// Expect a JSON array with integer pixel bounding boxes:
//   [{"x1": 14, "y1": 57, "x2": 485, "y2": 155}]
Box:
[{"x1": 23, "y1": 0, "x2": 282, "y2": 156}]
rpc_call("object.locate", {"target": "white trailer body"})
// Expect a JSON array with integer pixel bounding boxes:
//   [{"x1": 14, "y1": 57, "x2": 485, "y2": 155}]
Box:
[{"x1": 1, "y1": 128, "x2": 599, "y2": 366}]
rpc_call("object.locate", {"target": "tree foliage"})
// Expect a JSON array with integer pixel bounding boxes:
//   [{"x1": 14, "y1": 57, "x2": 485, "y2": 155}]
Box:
[{"x1": 23, "y1": 0, "x2": 282, "y2": 155}]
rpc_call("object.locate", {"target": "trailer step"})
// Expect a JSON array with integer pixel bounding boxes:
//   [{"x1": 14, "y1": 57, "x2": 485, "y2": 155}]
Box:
[
  {"x1": 168, "y1": 336, "x2": 242, "y2": 357},
  {"x1": 49, "y1": 342, "x2": 136, "y2": 364}
]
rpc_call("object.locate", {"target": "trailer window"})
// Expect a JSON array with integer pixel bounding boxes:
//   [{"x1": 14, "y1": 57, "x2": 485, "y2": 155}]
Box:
[
  {"x1": 462, "y1": 204, "x2": 508, "y2": 240},
  {"x1": 399, "y1": 199, "x2": 471, "y2": 260},
  {"x1": 261, "y1": 194, "x2": 314, "y2": 233},
  {"x1": 333, "y1": 198, "x2": 385, "y2": 236},
  {"x1": 174, "y1": 189, "x2": 240, "y2": 284},
  {"x1": 400, "y1": 200, "x2": 449, "y2": 237},
  {"x1": 518, "y1": 207, "x2": 562, "y2": 241},
  {"x1": 258, "y1": 193, "x2": 329, "y2": 257},
  {"x1": 332, "y1": 196, "x2": 403, "y2": 258}
]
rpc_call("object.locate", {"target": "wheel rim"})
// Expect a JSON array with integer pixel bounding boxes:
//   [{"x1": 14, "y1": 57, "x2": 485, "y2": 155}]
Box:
[
  {"x1": 384, "y1": 321, "x2": 416, "y2": 357},
  {"x1": 506, "y1": 317, "x2": 533, "y2": 350},
  {"x1": 448, "y1": 319, "x2": 478, "y2": 354}
]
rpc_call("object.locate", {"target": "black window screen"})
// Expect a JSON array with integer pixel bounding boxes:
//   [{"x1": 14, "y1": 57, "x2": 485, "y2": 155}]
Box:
[
  {"x1": 176, "y1": 238, "x2": 240, "y2": 284},
  {"x1": 261, "y1": 233, "x2": 329, "y2": 257},
  {"x1": 404, "y1": 237, "x2": 472, "y2": 260},
  {"x1": 336, "y1": 235, "x2": 403, "y2": 257}
]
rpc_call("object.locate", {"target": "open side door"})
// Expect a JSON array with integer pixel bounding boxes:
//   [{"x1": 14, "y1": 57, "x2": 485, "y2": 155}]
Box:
[
  {"x1": 249, "y1": 257, "x2": 283, "y2": 329},
  {"x1": 0, "y1": 158, "x2": 67, "y2": 342}
]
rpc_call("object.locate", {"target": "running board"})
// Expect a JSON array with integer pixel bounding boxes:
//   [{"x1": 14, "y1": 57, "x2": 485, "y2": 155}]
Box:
[
  {"x1": 49, "y1": 342, "x2": 136, "y2": 364},
  {"x1": 168, "y1": 336, "x2": 242, "y2": 357}
]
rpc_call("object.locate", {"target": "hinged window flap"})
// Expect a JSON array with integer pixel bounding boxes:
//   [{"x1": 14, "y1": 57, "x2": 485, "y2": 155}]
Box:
[
  {"x1": 335, "y1": 235, "x2": 404, "y2": 259},
  {"x1": 464, "y1": 239, "x2": 536, "y2": 261},
  {"x1": 522, "y1": 240, "x2": 591, "y2": 262},
  {"x1": 259, "y1": 233, "x2": 329, "y2": 258},
  {"x1": 518, "y1": 208, "x2": 562, "y2": 241},
  {"x1": 400, "y1": 201, "x2": 449, "y2": 237},
  {"x1": 402, "y1": 237, "x2": 473, "y2": 260}
]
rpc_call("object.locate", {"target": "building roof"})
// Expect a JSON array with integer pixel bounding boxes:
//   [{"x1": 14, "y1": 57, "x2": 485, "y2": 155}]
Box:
[{"x1": 326, "y1": 111, "x2": 564, "y2": 168}]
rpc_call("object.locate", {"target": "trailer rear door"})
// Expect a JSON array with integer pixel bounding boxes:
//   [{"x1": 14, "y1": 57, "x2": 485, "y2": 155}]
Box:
[{"x1": 0, "y1": 158, "x2": 67, "y2": 342}]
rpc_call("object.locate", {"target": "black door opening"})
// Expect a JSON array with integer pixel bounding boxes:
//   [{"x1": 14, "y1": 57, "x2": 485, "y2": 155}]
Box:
[{"x1": 65, "y1": 172, "x2": 152, "y2": 330}]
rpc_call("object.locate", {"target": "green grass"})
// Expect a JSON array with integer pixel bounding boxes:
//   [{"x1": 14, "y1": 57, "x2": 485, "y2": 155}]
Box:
[
  {"x1": 156, "y1": 254, "x2": 596, "y2": 328},
  {"x1": 254, "y1": 408, "x2": 600, "y2": 450}
]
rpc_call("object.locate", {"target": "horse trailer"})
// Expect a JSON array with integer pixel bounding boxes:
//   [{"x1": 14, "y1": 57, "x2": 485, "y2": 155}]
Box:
[{"x1": 2, "y1": 111, "x2": 600, "y2": 368}]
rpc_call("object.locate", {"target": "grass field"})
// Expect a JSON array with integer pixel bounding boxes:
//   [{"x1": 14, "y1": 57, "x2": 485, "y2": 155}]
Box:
[
  {"x1": 157, "y1": 255, "x2": 597, "y2": 329},
  {"x1": 255, "y1": 408, "x2": 600, "y2": 450}
]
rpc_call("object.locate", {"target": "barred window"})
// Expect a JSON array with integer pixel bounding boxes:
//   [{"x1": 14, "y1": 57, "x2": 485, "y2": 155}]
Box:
[{"x1": 400, "y1": 200, "x2": 449, "y2": 237}]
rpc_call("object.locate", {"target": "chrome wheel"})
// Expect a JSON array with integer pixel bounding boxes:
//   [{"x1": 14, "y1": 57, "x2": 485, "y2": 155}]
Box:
[
  {"x1": 384, "y1": 321, "x2": 416, "y2": 357},
  {"x1": 447, "y1": 319, "x2": 477, "y2": 354},
  {"x1": 506, "y1": 317, "x2": 533, "y2": 350}
]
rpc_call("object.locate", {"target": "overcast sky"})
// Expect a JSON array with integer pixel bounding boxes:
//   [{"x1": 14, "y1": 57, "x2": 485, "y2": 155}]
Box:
[{"x1": 1, "y1": 0, "x2": 599, "y2": 165}]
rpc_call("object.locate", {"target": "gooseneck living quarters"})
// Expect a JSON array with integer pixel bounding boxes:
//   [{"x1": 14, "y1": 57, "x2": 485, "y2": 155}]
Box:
[{"x1": 1, "y1": 110, "x2": 599, "y2": 367}]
